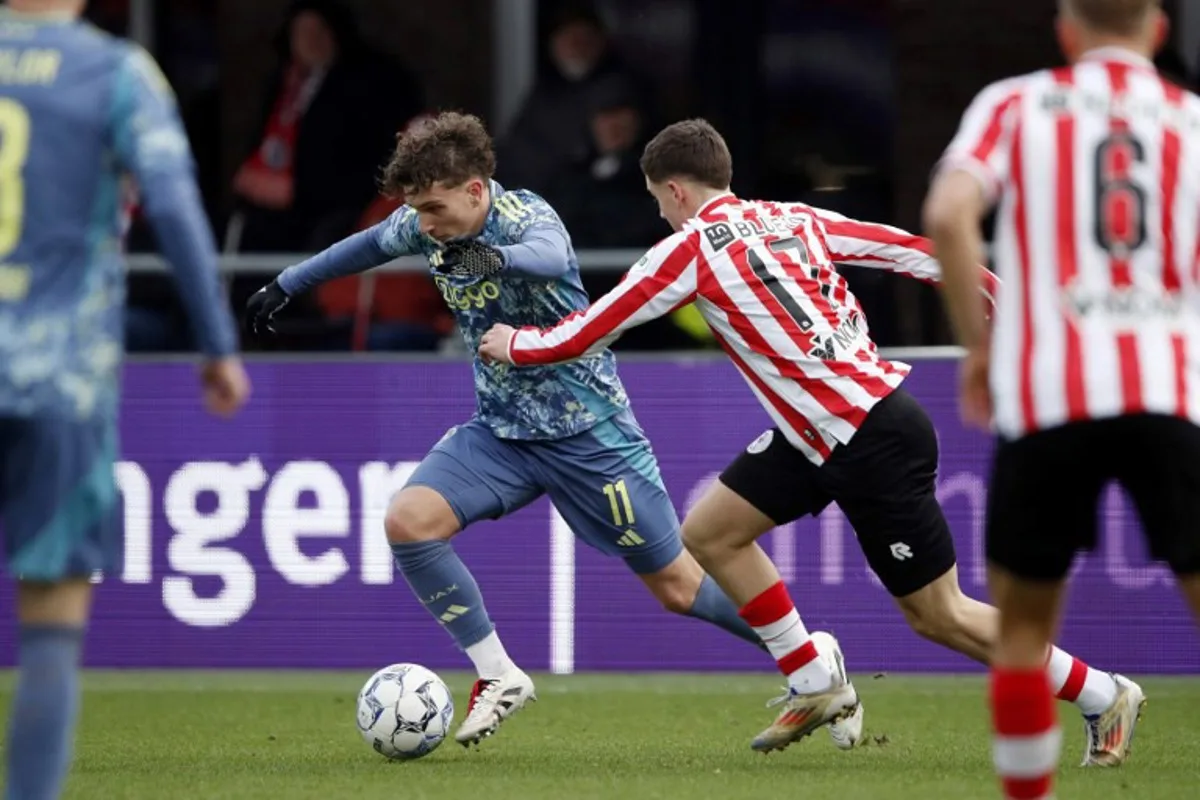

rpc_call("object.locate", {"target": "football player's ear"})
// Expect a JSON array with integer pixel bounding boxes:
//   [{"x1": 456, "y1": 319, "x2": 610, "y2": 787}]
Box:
[
  {"x1": 669, "y1": 180, "x2": 686, "y2": 206},
  {"x1": 1151, "y1": 8, "x2": 1169, "y2": 54},
  {"x1": 468, "y1": 179, "x2": 486, "y2": 206}
]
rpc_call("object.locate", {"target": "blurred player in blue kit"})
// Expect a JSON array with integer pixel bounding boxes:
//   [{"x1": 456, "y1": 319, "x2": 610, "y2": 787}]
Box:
[
  {"x1": 0, "y1": 1, "x2": 248, "y2": 798},
  {"x1": 246, "y1": 111, "x2": 764, "y2": 746}
]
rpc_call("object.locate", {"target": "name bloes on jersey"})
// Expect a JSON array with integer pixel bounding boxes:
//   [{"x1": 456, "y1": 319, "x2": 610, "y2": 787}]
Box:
[{"x1": 0, "y1": 48, "x2": 60, "y2": 85}]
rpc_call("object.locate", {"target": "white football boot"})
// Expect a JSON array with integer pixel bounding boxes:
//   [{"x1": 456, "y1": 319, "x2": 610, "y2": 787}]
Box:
[
  {"x1": 1081, "y1": 674, "x2": 1146, "y2": 767},
  {"x1": 454, "y1": 666, "x2": 537, "y2": 747},
  {"x1": 751, "y1": 632, "x2": 861, "y2": 753},
  {"x1": 811, "y1": 631, "x2": 864, "y2": 750}
]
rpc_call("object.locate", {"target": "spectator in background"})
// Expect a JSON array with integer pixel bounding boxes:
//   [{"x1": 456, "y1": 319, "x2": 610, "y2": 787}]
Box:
[
  {"x1": 541, "y1": 76, "x2": 704, "y2": 353},
  {"x1": 232, "y1": 0, "x2": 423, "y2": 253},
  {"x1": 496, "y1": 3, "x2": 647, "y2": 193},
  {"x1": 546, "y1": 76, "x2": 662, "y2": 248}
]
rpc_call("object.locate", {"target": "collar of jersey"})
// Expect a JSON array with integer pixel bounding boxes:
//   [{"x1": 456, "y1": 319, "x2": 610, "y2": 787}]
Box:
[
  {"x1": 487, "y1": 179, "x2": 505, "y2": 205},
  {"x1": 483, "y1": 178, "x2": 507, "y2": 228},
  {"x1": 1078, "y1": 46, "x2": 1154, "y2": 70},
  {"x1": 696, "y1": 192, "x2": 738, "y2": 219}
]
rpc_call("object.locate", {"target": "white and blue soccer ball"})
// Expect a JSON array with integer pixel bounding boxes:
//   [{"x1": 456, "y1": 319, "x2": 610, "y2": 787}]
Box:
[{"x1": 356, "y1": 663, "x2": 455, "y2": 760}]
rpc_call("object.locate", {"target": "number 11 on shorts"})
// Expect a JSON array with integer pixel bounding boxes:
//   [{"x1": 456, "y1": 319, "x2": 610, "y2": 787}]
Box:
[{"x1": 603, "y1": 479, "x2": 636, "y2": 527}]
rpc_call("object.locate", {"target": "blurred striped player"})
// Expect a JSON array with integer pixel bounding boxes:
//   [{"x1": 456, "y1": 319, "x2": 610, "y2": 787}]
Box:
[{"x1": 927, "y1": 0, "x2": 1198, "y2": 796}]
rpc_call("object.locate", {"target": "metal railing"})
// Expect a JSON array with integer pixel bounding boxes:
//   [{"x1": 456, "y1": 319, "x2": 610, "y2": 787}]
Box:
[
  {"x1": 124, "y1": 250, "x2": 650, "y2": 275},
  {"x1": 121, "y1": 250, "x2": 969, "y2": 360}
]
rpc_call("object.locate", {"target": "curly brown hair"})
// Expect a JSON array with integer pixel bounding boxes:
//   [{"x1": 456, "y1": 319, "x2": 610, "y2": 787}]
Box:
[
  {"x1": 380, "y1": 111, "x2": 496, "y2": 197},
  {"x1": 639, "y1": 119, "x2": 733, "y2": 190}
]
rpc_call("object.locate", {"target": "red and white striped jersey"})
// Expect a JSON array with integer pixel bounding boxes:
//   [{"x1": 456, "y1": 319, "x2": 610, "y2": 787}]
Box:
[
  {"x1": 939, "y1": 47, "x2": 1200, "y2": 438},
  {"x1": 508, "y1": 194, "x2": 998, "y2": 464}
]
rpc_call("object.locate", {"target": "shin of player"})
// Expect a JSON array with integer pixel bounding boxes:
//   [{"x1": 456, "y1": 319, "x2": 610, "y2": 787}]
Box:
[
  {"x1": 384, "y1": 487, "x2": 514, "y2": 683},
  {"x1": 988, "y1": 570, "x2": 1067, "y2": 800},
  {"x1": 682, "y1": 482, "x2": 858, "y2": 753},
  {"x1": 384, "y1": 486, "x2": 534, "y2": 739},
  {"x1": 7, "y1": 580, "x2": 90, "y2": 800}
]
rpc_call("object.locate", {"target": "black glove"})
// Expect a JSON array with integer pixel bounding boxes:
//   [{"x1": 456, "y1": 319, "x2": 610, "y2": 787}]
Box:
[
  {"x1": 435, "y1": 239, "x2": 506, "y2": 279},
  {"x1": 244, "y1": 279, "x2": 291, "y2": 337}
]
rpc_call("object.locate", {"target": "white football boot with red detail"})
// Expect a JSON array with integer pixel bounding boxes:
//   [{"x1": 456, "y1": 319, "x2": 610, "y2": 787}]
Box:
[
  {"x1": 454, "y1": 667, "x2": 536, "y2": 747},
  {"x1": 751, "y1": 632, "x2": 860, "y2": 753},
  {"x1": 1081, "y1": 674, "x2": 1146, "y2": 766},
  {"x1": 812, "y1": 631, "x2": 864, "y2": 750}
]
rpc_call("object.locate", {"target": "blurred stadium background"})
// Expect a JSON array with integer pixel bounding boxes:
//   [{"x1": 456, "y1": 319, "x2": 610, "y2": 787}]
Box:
[
  {"x1": 115, "y1": 0, "x2": 1200, "y2": 352},
  {"x1": 9, "y1": 0, "x2": 1200, "y2": 677},
  {"x1": 3, "y1": 3, "x2": 1200, "y2": 798}
]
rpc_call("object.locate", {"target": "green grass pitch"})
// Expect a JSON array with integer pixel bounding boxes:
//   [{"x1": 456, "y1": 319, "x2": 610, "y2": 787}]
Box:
[{"x1": 1, "y1": 671, "x2": 1198, "y2": 799}]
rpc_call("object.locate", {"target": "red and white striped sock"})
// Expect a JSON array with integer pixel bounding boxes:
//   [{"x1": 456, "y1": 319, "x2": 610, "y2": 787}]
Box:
[
  {"x1": 991, "y1": 667, "x2": 1061, "y2": 800},
  {"x1": 737, "y1": 581, "x2": 832, "y2": 693},
  {"x1": 1045, "y1": 646, "x2": 1117, "y2": 717}
]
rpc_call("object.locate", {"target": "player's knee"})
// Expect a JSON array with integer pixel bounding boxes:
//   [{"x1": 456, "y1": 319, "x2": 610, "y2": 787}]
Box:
[
  {"x1": 641, "y1": 572, "x2": 699, "y2": 615},
  {"x1": 680, "y1": 520, "x2": 722, "y2": 563},
  {"x1": 637, "y1": 551, "x2": 705, "y2": 615},
  {"x1": 384, "y1": 490, "x2": 458, "y2": 545},
  {"x1": 17, "y1": 579, "x2": 94, "y2": 628},
  {"x1": 651, "y1": 570, "x2": 700, "y2": 615},
  {"x1": 656, "y1": 584, "x2": 696, "y2": 615}
]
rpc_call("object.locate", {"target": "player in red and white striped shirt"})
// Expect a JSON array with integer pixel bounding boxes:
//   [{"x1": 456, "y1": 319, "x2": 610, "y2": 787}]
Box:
[
  {"x1": 925, "y1": 1, "x2": 1200, "y2": 796},
  {"x1": 480, "y1": 118, "x2": 1131, "y2": 757}
]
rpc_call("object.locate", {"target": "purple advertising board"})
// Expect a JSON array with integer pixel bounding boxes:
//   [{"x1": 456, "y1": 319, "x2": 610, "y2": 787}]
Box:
[{"x1": 0, "y1": 355, "x2": 1196, "y2": 674}]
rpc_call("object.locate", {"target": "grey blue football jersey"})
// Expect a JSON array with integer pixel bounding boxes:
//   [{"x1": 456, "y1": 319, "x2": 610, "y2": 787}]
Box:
[
  {"x1": 378, "y1": 184, "x2": 629, "y2": 440},
  {"x1": 0, "y1": 11, "x2": 235, "y2": 419}
]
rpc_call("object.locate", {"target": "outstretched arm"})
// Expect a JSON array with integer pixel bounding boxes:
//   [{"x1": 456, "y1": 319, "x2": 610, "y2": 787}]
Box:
[
  {"x1": 479, "y1": 233, "x2": 700, "y2": 365},
  {"x1": 277, "y1": 207, "x2": 422, "y2": 296}
]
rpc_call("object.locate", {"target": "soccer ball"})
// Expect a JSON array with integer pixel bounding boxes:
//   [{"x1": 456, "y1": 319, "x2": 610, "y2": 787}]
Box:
[{"x1": 356, "y1": 663, "x2": 455, "y2": 760}]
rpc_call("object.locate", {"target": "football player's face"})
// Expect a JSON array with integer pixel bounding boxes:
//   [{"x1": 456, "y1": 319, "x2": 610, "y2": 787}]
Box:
[{"x1": 406, "y1": 180, "x2": 487, "y2": 241}]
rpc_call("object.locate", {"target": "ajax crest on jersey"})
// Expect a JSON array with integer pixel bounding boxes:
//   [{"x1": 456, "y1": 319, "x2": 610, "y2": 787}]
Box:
[{"x1": 356, "y1": 663, "x2": 455, "y2": 760}]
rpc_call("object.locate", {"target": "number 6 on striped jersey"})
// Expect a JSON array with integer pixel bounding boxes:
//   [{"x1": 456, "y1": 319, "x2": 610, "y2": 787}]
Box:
[{"x1": 1093, "y1": 132, "x2": 1148, "y2": 257}]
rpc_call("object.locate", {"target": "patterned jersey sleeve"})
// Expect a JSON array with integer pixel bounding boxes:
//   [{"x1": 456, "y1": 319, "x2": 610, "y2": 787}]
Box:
[
  {"x1": 936, "y1": 77, "x2": 1026, "y2": 205},
  {"x1": 111, "y1": 44, "x2": 237, "y2": 357},
  {"x1": 492, "y1": 189, "x2": 567, "y2": 240},
  {"x1": 375, "y1": 205, "x2": 425, "y2": 257},
  {"x1": 111, "y1": 44, "x2": 192, "y2": 180}
]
